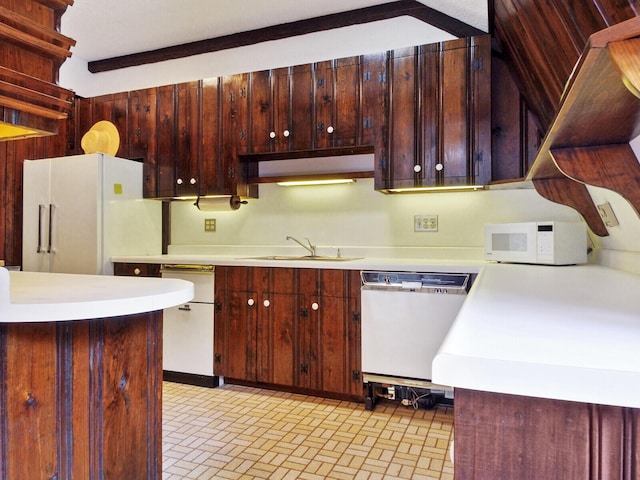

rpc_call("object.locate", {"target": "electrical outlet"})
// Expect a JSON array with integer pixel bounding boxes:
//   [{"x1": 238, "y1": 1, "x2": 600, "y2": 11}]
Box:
[
  {"x1": 204, "y1": 218, "x2": 216, "y2": 232},
  {"x1": 414, "y1": 215, "x2": 438, "y2": 232}
]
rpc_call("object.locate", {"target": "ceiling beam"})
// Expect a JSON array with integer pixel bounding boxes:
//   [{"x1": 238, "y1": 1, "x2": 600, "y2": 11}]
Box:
[{"x1": 87, "y1": 0, "x2": 484, "y2": 73}]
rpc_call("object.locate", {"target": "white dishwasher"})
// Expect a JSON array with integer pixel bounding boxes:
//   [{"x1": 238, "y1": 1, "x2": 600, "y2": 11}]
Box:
[
  {"x1": 161, "y1": 264, "x2": 218, "y2": 388},
  {"x1": 361, "y1": 271, "x2": 471, "y2": 410}
]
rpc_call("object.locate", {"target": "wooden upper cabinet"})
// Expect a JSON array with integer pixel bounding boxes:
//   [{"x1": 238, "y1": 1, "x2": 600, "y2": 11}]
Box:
[
  {"x1": 91, "y1": 92, "x2": 129, "y2": 158},
  {"x1": 360, "y1": 52, "x2": 389, "y2": 189},
  {"x1": 128, "y1": 88, "x2": 158, "y2": 198},
  {"x1": 200, "y1": 77, "x2": 223, "y2": 195},
  {"x1": 221, "y1": 73, "x2": 252, "y2": 196},
  {"x1": 314, "y1": 58, "x2": 360, "y2": 149},
  {"x1": 387, "y1": 46, "x2": 420, "y2": 189},
  {"x1": 381, "y1": 35, "x2": 491, "y2": 191},
  {"x1": 175, "y1": 81, "x2": 201, "y2": 197},
  {"x1": 156, "y1": 84, "x2": 177, "y2": 198}
]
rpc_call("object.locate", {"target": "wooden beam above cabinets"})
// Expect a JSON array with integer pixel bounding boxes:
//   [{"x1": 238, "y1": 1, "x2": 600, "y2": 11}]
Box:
[{"x1": 87, "y1": 0, "x2": 485, "y2": 73}]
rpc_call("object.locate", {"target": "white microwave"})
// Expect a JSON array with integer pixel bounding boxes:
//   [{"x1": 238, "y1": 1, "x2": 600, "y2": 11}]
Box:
[{"x1": 484, "y1": 221, "x2": 588, "y2": 265}]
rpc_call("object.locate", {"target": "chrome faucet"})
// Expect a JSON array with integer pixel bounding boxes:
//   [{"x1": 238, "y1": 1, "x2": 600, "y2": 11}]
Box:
[{"x1": 286, "y1": 236, "x2": 316, "y2": 257}]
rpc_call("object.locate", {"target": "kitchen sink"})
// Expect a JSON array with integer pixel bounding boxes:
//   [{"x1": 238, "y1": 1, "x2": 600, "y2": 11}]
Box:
[{"x1": 242, "y1": 255, "x2": 362, "y2": 262}]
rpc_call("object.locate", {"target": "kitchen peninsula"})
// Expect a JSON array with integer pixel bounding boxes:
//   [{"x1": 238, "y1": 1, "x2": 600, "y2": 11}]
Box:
[{"x1": 0, "y1": 267, "x2": 193, "y2": 480}]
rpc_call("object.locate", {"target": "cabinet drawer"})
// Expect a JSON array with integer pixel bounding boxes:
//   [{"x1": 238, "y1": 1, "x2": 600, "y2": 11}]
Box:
[{"x1": 113, "y1": 262, "x2": 160, "y2": 277}]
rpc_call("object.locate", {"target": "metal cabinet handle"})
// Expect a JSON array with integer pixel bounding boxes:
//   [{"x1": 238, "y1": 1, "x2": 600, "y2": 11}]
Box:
[
  {"x1": 37, "y1": 204, "x2": 45, "y2": 253},
  {"x1": 48, "y1": 204, "x2": 55, "y2": 253},
  {"x1": 178, "y1": 304, "x2": 192, "y2": 311}
]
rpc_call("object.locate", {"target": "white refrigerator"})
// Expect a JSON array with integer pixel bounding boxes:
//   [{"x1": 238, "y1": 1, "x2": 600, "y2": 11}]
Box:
[{"x1": 22, "y1": 153, "x2": 162, "y2": 275}]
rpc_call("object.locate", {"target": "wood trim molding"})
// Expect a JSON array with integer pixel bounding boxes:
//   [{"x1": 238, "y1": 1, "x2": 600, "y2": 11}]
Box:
[
  {"x1": 532, "y1": 176, "x2": 608, "y2": 237},
  {"x1": 87, "y1": 0, "x2": 485, "y2": 73},
  {"x1": 527, "y1": 16, "x2": 640, "y2": 237}
]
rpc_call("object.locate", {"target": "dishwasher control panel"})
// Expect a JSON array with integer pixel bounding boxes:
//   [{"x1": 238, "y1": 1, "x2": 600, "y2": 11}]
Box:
[{"x1": 361, "y1": 271, "x2": 470, "y2": 294}]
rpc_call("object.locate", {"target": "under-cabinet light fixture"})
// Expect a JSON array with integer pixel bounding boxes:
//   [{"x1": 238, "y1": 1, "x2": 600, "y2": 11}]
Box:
[
  {"x1": 276, "y1": 178, "x2": 356, "y2": 187},
  {"x1": 386, "y1": 185, "x2": 484, "y2": 193}
]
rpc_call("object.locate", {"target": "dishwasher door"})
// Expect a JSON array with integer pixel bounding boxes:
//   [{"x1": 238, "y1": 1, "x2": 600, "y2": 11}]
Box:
[
  {"x1": 161, "y1": 265, "x2": 216, "y2": 386},
  {"x1": 361, "y1": 284, "x2": 467, "y2": 381}
]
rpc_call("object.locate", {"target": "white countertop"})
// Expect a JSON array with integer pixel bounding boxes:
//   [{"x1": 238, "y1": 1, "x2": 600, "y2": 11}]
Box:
[
  {"x1": 433, "y1": 263, "x2": 640, "y2": 408},
  {"x1": 114, "y1": 251, "x2": 640, "y2": 408},
  {"x1": 0, "y1": 268, "x2": 194, "y2": 323},
  {"x1": 112, "y1": 253, "x2": 485, "y2": 274}
]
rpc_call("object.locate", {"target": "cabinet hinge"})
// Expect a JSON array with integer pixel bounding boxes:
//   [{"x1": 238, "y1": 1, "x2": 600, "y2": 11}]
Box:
[
  {"x1": 378, "y1": 72, "x2": 387, "y2": 84},
  {"x1": 473, "y1": 57, "x2": 484, "y2": 71},
  {"x1": 300, "y1": 308, "x2": 309, "y2": 318},
  {"x1": 474, "y1": 151, "x2": 484, "y2": 163},
  {"x1": 352, "y1": 370, "x2": 361, "y2": 381},
  {"x1": 301, "y1": 363, "x2": 309, "y2": 374},
  {"x1": 363, "y1": 71, "x2": 371, "y2": 82},
  {"x1": 228, "y1": 167, "x2": 235, "y2": 178},
  {"x1": 363, "y1": 118, "x2": 372, "y2": 130},
  {"x1": 317, "y1": 77, "x2": 325, "y2": 88},
  {"x1": 214, "y1": 353, "x2": 221, "y2": 362},
  {"x1": 352, "y1": 311, "x2": 361, "y2": 322},
  {"x1": 214, "y1": 301, "x2": 222, "y2": 312}
]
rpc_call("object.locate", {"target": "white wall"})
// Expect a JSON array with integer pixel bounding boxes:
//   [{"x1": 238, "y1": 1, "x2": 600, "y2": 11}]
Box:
[{"x1": 169, "y1": 178, "x2": 586, "y2": 259}]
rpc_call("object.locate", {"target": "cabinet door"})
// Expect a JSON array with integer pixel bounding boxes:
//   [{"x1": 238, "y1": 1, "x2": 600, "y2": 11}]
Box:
[
  {"x1": 288, "y1": 65, "x2": 313, "y2": 151},
  {"x1": 221, "y1": 73, "x2": 250, "y2": 196},
  {"x1": 200, "y1": 77, "x2": 222, "y2": 195},
  {"x1": 361, "y1": 52, "x2": 388, "y2": 189},
  {"x1": 156, "y1": 85, "x2": 176, "y2": 198},
  {"x1": 299, "y1": 269, "x2": 361, "y2": 396},
  {"x1": 128, "y1": 88, "x2": 158, "y2": 198},
  {"x1": 387, "y1": 47, "x2": 420, "y2": 188},
  {"x1": 315, "y1": 58, "x2": 360, "y2": 149},
  {"x1": 248, "y1": 69, "x2": 274, "y2": 153},
  {"x1": 257, "y1": 268, "x2": 298, "y2": 386},
  {"x1": 175, "y1": 81, "x2": 201, "y2": 196},
  {"x1": 91, "y1": 92, "x2": 129, "y2": 158},
  {"x1": 214, "y1": 266, "x2": 258, "y2": 381}
]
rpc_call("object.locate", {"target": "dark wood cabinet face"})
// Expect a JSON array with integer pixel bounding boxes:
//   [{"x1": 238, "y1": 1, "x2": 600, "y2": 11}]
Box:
[
  {"x1": 221, "y1": 73, "x2": 250, "y2": 196},
  {"x1": 175, "y1": 81, "x2": 201, "y2": 197},
  {"x1": 383, "y1": 36, "x2": 491, "y2": 190},
  {"x1": 200, "y1": 77, "x2": 223, "y2": 195},
  {"x1": 315, "y1": 58, "x2": 360, "y2": 149},
  {"x1": 156, "y1": 85, "x2": 177, "y2": 198},
  {"x1": 214, "y1": 266, "x2": 361, "y2": 398},
  {"x1": 128, "y1": 89, "x2": 158, "y2": 197}
]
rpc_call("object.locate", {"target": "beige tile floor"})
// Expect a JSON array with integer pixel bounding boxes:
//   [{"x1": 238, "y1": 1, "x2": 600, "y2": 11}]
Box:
[{"x1": 162, "y1": 382, "x2": 454, "y2": 480}]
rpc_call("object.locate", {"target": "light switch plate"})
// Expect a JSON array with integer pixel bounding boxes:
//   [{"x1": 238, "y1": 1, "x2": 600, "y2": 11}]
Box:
[{"x1": 414, "y1": 215, "x2": 438, "y2": 232}]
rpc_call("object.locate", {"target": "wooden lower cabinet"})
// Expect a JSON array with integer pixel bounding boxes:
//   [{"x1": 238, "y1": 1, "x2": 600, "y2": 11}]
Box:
[
  {"x1": 214, "y1": 266, "x2": 361, "y2": 399},
  {"x1": 453, "y1": 388, "x2": 640, "y2": 480}
]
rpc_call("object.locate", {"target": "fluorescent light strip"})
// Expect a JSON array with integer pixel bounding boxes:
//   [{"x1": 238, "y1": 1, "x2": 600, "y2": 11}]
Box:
[
  {"x1": 276, "y1": 179, "x2": 356, "y2": 187},
  {"x1": 386, "y1": 185, "x2": 484, "y2": 193}
]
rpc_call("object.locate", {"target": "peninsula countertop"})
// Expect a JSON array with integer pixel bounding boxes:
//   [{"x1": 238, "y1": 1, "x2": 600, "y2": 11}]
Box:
[
  {"x1": 0, "y1": 267, "x2": 194, "y2": 323},
  {"x1": 432, "y1": 263, "x2": 640, "y2": 408}
]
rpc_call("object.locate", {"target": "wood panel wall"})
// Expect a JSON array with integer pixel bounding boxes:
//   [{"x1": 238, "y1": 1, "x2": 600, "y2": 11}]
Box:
[{"x1": 493, "y1": 0, "x2": 640, "y2": 133}]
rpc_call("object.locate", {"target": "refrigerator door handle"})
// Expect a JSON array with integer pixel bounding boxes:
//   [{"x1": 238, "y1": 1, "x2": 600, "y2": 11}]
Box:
[
  {"x1": 48, "y1": 204, "x2": 55, "y2": 254},
  {"x1": 37, "y1": 204, "x2": 45, "y2": 253}
]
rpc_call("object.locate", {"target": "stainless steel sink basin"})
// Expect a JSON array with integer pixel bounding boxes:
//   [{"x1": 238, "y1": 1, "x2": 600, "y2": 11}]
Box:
[{"x1": 242, "y1": 255, "x2": 362, "y2": 262}]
